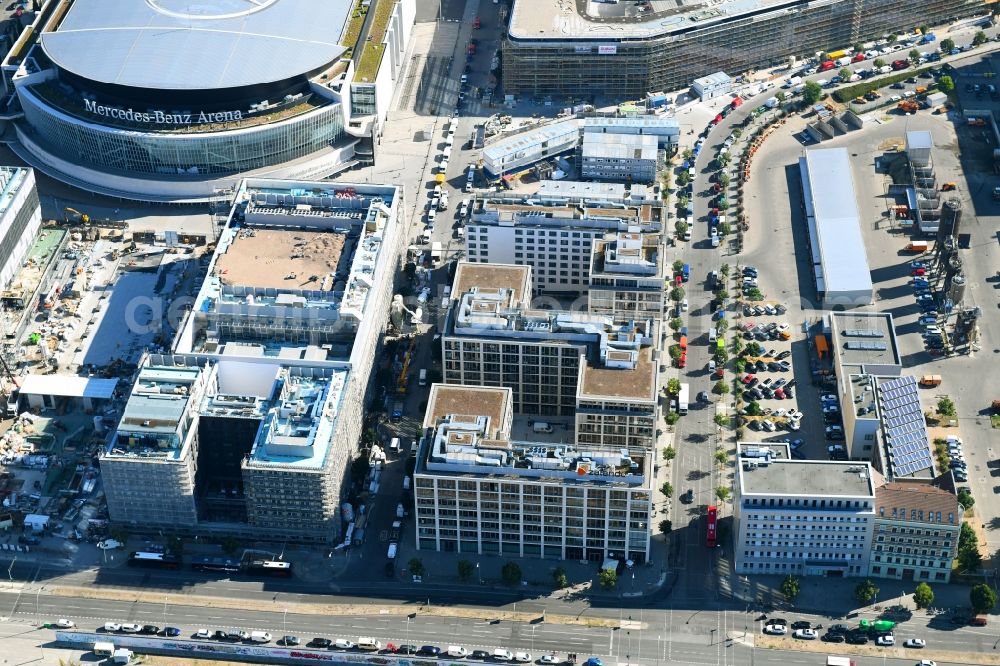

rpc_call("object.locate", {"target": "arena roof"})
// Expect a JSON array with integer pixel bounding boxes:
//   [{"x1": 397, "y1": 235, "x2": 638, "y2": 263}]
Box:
[{"x1": 41, "y1": 0, "x2": 351, "y2": 91}]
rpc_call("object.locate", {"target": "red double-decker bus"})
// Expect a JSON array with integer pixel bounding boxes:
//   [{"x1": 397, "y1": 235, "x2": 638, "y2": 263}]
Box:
[{"x1": 706, "y1": 505, "x2": 718, "y2": 548}]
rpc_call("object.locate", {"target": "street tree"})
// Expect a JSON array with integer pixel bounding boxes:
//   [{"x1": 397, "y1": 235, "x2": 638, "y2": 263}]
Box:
[
  {"x1": 719, "y1": 173, "x2": 731, "y2": 187},
  {"x1": 714, "y1": 348, "x2": 729, "y2": 364},
  {"x1": 958, "y1": 487, "x2": 975, "y2": 510},
  {"x1": 659, "y1": 519, "x2": 672, "y2": 534},
  {"x1": 854, "y1": 579, "x2": 879, "y2": 605},
  {"x1": 714, "y1": 380, "x2": 730, "y2": 395},
  {"x1": 839, "y1": 67, "x2": 852, "y2": 81},
  {"x1": 682, "y1": 148, "x2": 694, "y2": 161},
  {"x1": 716, "y1": 289, "x2": 729, "y2": 300},
  {"x1": 873, "y1": 58, "x2": 886, "y2": 68},
  {"x1": 409, "y1": 558, "x2": 425, "y2": 577},
  {"x1": 780, "y1": 575, "x2": 800, "y2": 601},
  {"x1": 746, "y1": 401, "x2": 763, "y2": 416},
  {"x1": 973, "y1": 30, "x2": 988, "y2": 46},
  {"x1": 675, "y1": 220, "x2": 689, "y2": 236},
  {"x1": 913, "y1": 582, "x2": 934, "y2": 609},
  {"x1": 853, "y1": 42, "x2": 864, "y2": 53},
  {"x1": 971, "y1": 583, "x2": 998, "y2": 614},
  {"x1": 553, "y1": 567, "x2": 568, "y2": 589},
  {"x1": 887, "y1": 33, "x2": 897, "y2": 44},
  {"x1": 457, "y1": 559, "x2": 475, "y2": 582},
  {"x1": 714, "y1": 449, "x2": 728, "y2": 466},
  {"x1": 720, "y1": 263, "x2": 731, "y2": 276},
  {"x1": 661, "y1": 482, "x2": 674, "y2": 498},
  {"x1": 715, "y1": 486, "x2": 731, "y2": 502},
  {"x1": 669, "y1": 317, "x2": 683, "y2": 332},
  {"x1": 938, "y1": 75, "x2": 955, "y2": 92},
  {"x1": 664, "y1": 411, "x2": 680, "y2": 425},
  {"x1": 667, "y1": 378, "x2": 681, "y2": 395},
  {"x1": 802, "y1": 81, "x2": 823, "y2": 105},
  {"x1": 670, "y1": 286, "x2": 685, "y2": 302},
  {"x1": 599, "y1": 568, "x2": 618, "y2": 589},
  {"x1": 939, "y1": 38, "x2": 955, "y2": 53},
  {"x1": 909, "y1": 49, "x2": 921, "y2": 63},
  {"x1": 718, "y1": 222, "x2": 732, "y2": 236},
  {"x1": 672, "y1": 259, "x2": 685, "y2": 273},
  {"x1": 746, "y1": 287, "x2": 764, "y2": 301},
  {"x1": 662, "y1": 446, "x2": 676, "y2": 461},
  {"x1": 501, "y1": 561, "x2": 522, "y2": 586}
]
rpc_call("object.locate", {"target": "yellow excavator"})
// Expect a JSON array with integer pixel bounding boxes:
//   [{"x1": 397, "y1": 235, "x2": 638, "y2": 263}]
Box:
[{"x1": 63, "y1": 207, "x2": 90, "y2": 224}]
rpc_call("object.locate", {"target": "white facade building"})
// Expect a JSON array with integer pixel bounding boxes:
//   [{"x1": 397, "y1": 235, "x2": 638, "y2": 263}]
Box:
[
  {"x1": 0, "y1": 166, "x2": 41, "y2": 291},
  {"x1": 580, "y1": 133, "x2": 658, "y2": 183},
  {"x1": 413, "y1": 384, "x2": 653, "y2": 562},
  {"x1": 734, "y1": 443, "x2": 876, "y2": 577},
  {"x1": 464, "y1": 192, "x2": 664, "y2": 295},
  {"x1": 692, "y1": 72, "x2": 732, "y2": 99}
]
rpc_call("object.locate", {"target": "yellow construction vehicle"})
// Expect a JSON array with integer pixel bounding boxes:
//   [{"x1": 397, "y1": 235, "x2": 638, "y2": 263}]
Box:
[{"x1": 63, "y1": 208, "x2": 90, "y2": 224}]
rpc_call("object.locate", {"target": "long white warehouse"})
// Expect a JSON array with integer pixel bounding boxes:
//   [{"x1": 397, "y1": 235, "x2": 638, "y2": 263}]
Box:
[{"x1": 799, "y1": 148, "x2": 873, "y2": 308}]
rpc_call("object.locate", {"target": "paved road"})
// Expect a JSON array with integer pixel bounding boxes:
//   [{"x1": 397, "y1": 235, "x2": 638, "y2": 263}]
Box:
[{"x1": 0, "y1": 587, "x2": 989, "y2": 666}]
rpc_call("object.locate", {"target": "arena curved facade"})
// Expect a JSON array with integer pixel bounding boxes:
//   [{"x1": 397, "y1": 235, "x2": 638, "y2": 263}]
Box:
[
  {"x1": 503, "y1": 0, "x2": 985, "y2": 98},
  {"x1": 10, "y1": 0, "x2": 358, "y2": 202}
]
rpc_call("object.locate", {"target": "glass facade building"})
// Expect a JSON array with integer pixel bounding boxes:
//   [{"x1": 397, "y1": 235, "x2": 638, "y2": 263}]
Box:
[
  {"x1": 16, "y1": 84, "x2": 345, "y2": 176},
  {"x1": 504, "y1": 0, "x2": 983, "y2": 97}
]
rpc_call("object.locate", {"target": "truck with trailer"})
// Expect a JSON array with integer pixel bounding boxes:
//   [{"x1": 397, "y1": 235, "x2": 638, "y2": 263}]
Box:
[{"x1": 678, "y1": 383, "x2": 690, "y2": 414}]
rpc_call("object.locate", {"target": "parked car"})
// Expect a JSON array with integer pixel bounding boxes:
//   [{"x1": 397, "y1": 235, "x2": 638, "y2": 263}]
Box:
[
  {"x1": 875, "y1": 634, "x2": 895, "y2": 646},
  {"x1": 763, "y1": 624, "x2": 787, "y2": 635},
  {"x1": 790, "y1": 621, "x2": 811, "y2": 630},
  {"x1": 54, "y1": 619, "x2": 76, "y2": 629},
  {"x1": 822, "y1": 633, "x2": 845, "y2": 643},
  {"x1": 904, "y1": 638, "x2": 927, "y2": 648},
  {"x1": 308, "y1": 638, "x2": 333, "y2": 648},
  {"x1": 162, "y1": 627, "x2": 181, "y2": 637},
  {"x1": 793, "y1": 629, "x2": 818, "y2": 640}
]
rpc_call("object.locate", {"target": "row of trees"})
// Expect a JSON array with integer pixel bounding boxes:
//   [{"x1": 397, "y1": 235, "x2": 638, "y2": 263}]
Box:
[{"x1": 779, "y1": 575, "x2": 997, "y2": 615}]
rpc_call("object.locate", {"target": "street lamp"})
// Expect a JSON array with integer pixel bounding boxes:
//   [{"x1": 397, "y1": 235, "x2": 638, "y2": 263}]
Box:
[
  {"x1": 7, "y1": 556, "x2": 16, "y2": 587},
  {"x1": 35, "y1": 586, "x2": 42, "y2": 626},
  {"x1": 283, "y1": 608, "x2": 287, "y2": 639}
]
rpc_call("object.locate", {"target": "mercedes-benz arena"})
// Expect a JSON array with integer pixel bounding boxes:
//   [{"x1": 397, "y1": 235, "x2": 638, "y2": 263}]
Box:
[{"x1": 10, "y1": 0, "x2": 356, "y2": 203}]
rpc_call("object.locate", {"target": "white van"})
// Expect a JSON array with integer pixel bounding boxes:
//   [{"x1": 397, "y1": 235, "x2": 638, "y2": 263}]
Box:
[
  {"x1": 418, "y1": 369, "x2": 428, "y2": 386},
  {"x1": 708, "y1": 328, "x2": 717, "y2": 344},
  {"x1": 250, "y1": 631, "x2": 272, "y2": 643},
  {"x1": 390, "y1": 437, "x2": 400, "y2": 454},
  {"x1": 358, "y1": 638, "x2": 382, "y2": 651},
  {"x1": 493, "y1": 648, "x2": 513, "y2": 661},
  {"x1": 387, "y1": 542, "x2": 398, "y2": 559},
  {"x1": 532, "y1": 422, "x2": 554, "y2": 434},
  {"x1": 447, "y1": 646, "x2": 469, "y2": 657}
]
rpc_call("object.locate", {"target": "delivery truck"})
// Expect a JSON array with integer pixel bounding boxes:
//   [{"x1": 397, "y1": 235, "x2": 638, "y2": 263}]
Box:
[
  {"x1": 678, "y1": 383, "x2": 690, "y2": 414},
  {"x1": 905, "y1": 240, "x2": 929, "y2": 252}
]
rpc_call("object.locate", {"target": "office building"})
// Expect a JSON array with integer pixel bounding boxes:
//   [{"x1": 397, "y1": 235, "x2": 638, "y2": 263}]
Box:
[
  {"x1": 101, "y1": 179, "x2": 405, "y2": 543},
  {"x1": 800, "y1": 148, "x2": 873, "y2": 308},
  {"x1": 580, "y1": 133, "x2": 659, "y2": 184},
  {"x1": 413, "y1": 384, "x2": 653, "y2": 562},
  {"x1": 587, "y1": 231, "x2": 666, "y2": 321},
  {"x1": 503, "y1": 0, "x2": 979, "y2": 97},
  {"x1": 0, "y1": 166, "x2": 41, "y2": 290},
  {"x1": 442, "y1": 263, "x2": 658, "y2": 431},
  {"x1": 734, "y1": 443, "x2": 876, "y2": 577},
  {"x1": 465, "y1": 190, "x2": 665, "y2": 295},
  {"x1": 869, "y1": 476, "x2": 961, "y2": 583}
]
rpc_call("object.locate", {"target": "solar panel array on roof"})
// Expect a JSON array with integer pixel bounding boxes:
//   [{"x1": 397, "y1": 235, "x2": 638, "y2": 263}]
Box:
[
  {"x1": 844, "y1": 341, "x2": 887, "y2": 351},
  {"x1": 880, "y1": 377, "x2": 933, "y2": 478},
  {"x1": 843, "y1": 329, "x2": 885, "y2": 338}
]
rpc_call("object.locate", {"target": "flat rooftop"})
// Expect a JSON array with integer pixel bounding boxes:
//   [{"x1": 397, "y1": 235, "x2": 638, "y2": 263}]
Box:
[
  {"x1": 582, "y1": 133, "x2": 658, "y2": 161},
  {"x1": 0, "y1": 167, "x2": 30, "y2": 218},
  {"x1": 800, "y1": 149, "x2": 873, "y2": 299},
  {"x1": 247, "y1": 368, "x2": 349, "y2": 470},
  {"x1": 423, "y1": 385, "x2": 510, "y2": 439},
  {"x1": 214, "y1": 228, "x2": 348, "y2": 291},
  {"x1": 509, "y1": 0, "x2": 809, "y2": 41},
  {"x1": 41, "y1": 0, "x2": 350, "y2": 91},
  {"x1": 452, "y1": 263, "x2": 531, "y2": 305},
  {"x1": 579, "y1": 345, "x2": 656, "y2": 401},
  {"x1": 740, "y1": 459, "x2": 875, "y2": 498},
  {"x1": 831, "y1": 311, "x2": 901, "y2": 368}
]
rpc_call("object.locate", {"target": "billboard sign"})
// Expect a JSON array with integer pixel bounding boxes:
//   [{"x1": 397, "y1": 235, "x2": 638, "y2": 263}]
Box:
[{"x1": 597, "y1": 45, "x2": 617, "y2": 55}]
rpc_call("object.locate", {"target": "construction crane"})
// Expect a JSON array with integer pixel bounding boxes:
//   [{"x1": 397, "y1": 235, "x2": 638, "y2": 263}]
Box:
[
  {"x1": 396, "y1": 336, "x2": 416, "y2": 395},
  {"x1": 63, "y1": 207, "x2": 90, "y2": 224}
]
